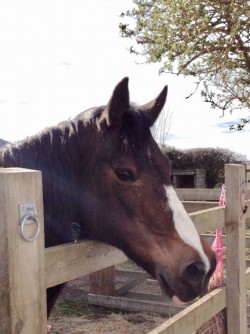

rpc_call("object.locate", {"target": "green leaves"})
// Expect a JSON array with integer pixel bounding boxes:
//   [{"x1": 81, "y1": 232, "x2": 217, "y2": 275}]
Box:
[
  {"x1": 120, "y1": 0, "x2": 250, "y2": 126},
  {"x1": 230, "y1": 118, "x2": 249, "y2": 131}
]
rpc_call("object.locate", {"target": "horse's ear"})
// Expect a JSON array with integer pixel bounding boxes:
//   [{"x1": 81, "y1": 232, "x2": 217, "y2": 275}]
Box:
[
  {"x1": 138, "y1": 86, "x2": 168, "y2": 127},
  {"x1": 101, "y1": 77, "x2": 129, "y2": 127}
]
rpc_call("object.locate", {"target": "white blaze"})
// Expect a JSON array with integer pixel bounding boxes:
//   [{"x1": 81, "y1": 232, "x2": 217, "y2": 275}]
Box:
[{"x1": 164, "y1": 185, "x2": 210, "y2": 273}]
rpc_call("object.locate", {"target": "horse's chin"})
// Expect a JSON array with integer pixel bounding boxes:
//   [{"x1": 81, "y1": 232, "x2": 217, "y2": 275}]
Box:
[
  {"x1": 171, "y1": 295, "x2": 187, "y2": 306},
  {"x1": 157, "y1": 273, "x2": 188, "y2": 306},
  {"x1": 158, "y1": 272, "x2": 207, "y2": 306},
  {"x1": 158, "y1": 273, "x2": 175, "y2": 300}
]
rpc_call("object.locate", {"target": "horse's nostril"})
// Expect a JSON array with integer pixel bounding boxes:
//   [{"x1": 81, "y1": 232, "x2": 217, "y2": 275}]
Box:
[{"x1": 183, "y1": 261, "x2": 206, "y2": 282}]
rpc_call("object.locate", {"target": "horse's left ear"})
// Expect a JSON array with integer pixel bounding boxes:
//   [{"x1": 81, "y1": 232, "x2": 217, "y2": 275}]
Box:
[
  {"x1": 138, "y1": 86, "x2": 168, "y2": 127},
  {"x1": 101, "y1": 77, "x2": 130, "y2": 127}
]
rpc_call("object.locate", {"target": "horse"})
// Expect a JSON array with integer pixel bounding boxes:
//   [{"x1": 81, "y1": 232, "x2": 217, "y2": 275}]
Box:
[{"x1": 0, "y1": 77, "x2": 216, "y2": 314}]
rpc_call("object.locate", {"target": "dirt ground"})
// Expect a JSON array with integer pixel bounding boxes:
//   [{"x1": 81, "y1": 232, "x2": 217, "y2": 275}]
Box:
[
  {"x1": 49, "y1": 307, "x2": 166, "y2": 334},
  {"x1": 48, "y1": 261, "x2": 168, "y2": 334}
]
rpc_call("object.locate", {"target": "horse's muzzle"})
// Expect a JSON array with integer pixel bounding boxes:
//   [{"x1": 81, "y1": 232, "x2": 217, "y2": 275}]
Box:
[{"x1": 158, "y1": 257, "x2": 217, "y2": 304}]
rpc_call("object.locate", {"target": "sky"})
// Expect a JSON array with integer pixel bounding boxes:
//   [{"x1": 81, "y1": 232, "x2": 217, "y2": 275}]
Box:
[{"x1": 0, "y1": 0, "x2": 249, "y2": 159}]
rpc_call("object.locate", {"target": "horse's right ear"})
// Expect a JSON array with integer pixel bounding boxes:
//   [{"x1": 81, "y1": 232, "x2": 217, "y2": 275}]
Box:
[
  {"x1": 138, "y1": 86, "x2": 168, "y2": 127},
  {"x1": 100, "y1": 77, "x2": 129, "y2": 127}
]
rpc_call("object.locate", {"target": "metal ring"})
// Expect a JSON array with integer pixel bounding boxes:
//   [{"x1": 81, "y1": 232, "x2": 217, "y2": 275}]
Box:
[{"x1": 20, "y1": 214, "x2": 40, "y2": 242}]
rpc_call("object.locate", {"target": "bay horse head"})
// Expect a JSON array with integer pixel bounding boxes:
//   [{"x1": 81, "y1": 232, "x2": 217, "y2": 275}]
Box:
[
  {"x1": 0, "y1": 77, "x2": 216, "y2": 308},
  {"x1": 76, "y1": 77, "x2": 216, "y2": 304}
]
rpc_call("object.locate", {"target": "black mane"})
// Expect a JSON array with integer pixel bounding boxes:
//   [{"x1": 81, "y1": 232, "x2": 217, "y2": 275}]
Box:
[{"x1": 0, "y1": 114, "x2": 93, "y2": 246}]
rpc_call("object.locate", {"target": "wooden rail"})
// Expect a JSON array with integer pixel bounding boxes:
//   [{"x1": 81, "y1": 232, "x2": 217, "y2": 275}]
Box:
[
  {"x1": 190, "y1": 206, "x2": 225, "y2": 233},
  {"x1": 176, "y1": 188, "x2": 221, "y2": 201},
  {"x1": 182, "y1": 200, "x2": 217, "y2": 213},
  {"x1": 45, "y1": 241, "x2": 127, "y2": 288}
]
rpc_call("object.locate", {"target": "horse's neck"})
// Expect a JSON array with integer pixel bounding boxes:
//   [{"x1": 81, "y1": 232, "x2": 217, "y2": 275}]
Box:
[{"x1": 2, "y1": 126, "x2": 64, "y2": 167}]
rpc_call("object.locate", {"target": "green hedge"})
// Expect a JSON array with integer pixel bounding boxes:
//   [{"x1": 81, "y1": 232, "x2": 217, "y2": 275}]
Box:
[{"x1": 161, "y1": 146, "x2": 246, "y2": 188}]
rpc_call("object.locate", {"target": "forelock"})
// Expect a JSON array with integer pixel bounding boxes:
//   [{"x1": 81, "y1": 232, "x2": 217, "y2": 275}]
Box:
[{"x1": 120, "y1": 108, "x2": 151, "y2": 154}]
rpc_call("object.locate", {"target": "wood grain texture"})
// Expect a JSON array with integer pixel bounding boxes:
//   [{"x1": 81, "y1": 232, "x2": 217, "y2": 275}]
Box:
[
  {"x1": 0, "y1": 168, "x2": 47, "y2": 334},
  {"x1": 225, "y1": 164, "x2": 247, "y2": 334},
  {"x1": 189, "y1": 206, "x2": 225, "y2": 234},
  {"x1": 45, "y1": 240, "x2": 127, "y2": 288}
]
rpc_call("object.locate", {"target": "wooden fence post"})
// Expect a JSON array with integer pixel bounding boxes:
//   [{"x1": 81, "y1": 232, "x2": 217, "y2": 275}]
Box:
[
  {"x1": 89, "y1": 267, "x2": 116, "y2": 295},
  {"x1": 0, "y1": 168, "x2": 47, "y2": 334},
  {"x1": 225, "y1": 164, "x2": 247, "y2": 334}
]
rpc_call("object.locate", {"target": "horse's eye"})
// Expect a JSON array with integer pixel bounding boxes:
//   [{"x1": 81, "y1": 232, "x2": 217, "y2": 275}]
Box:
[{"x1": 114, "y1": 168, "x2": 135, "y2": 182}]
